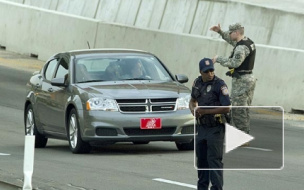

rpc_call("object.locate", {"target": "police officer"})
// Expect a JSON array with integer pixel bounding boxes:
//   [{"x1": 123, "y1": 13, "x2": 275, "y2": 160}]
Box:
[
  {"x1": 210, "y1": 23, "x2": 256, "y2": 135},
  {"x1": 189, "y1": 58, "x2": 231, "y2": 190}
]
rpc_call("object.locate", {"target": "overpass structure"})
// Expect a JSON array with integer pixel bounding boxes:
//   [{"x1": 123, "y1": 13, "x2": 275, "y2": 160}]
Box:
[{"x1": 0, "y1": 0, "x2": 303, "y2": 111}]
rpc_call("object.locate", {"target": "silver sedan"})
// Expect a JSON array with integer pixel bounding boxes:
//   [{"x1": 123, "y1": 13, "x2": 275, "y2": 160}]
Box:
[{"x1": 24, "y1": 49, "x2": 194, "y2": 153}]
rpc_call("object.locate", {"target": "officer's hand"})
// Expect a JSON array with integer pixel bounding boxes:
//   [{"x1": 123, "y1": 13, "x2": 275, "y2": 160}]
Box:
[
  {"x1": 210, "y1": 23, "x2": 221, "y2": 33},
  {"x1": 195, "y1": 111, "x2": 201, "y2": 118},
  {"x1": 190, "y1": 109, "x2": 195, "y2": 116},
  {"x1": 196, "y1": 109, "x2": 205, "y2": 118}
]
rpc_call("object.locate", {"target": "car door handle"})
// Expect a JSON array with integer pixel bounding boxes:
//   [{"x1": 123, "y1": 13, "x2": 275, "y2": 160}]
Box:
[{"x1": 48, "y1": 88, "x2": 53, "y2": 92}]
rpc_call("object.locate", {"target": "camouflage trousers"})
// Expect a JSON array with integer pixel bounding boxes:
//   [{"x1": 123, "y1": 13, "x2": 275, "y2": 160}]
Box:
[{"x1": 230, "y1": 74, "x2": 256, "y2": 134}]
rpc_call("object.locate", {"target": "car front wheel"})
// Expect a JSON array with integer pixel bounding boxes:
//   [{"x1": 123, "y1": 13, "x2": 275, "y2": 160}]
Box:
[
  {"x1": 68, "y1": 108, "x2": 91, "y2": 154},
  {"x1": 24, "y1": 104, "x2": 48, "y2": 148}
]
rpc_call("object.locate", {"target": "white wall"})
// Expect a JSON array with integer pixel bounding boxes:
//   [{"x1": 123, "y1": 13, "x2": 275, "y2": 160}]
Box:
[
  {"x1": 3, "y1": 0, "x2": 304, "y2": 50},
  {"x1": 0, "y1": 0, "x2": 303, "y2": 111}
]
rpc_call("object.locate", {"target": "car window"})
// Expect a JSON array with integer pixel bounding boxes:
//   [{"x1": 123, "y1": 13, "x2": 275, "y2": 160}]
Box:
[
  {"x1": 55, "y1": 64, "x2": 68, "y2": 79},
  {"x1": 45, "y1": 59, "x2": 58, "y2": 81},
  {"x1": 75, "y1": 54, "x2": 173, "y2": 82},
  {"x1": 142, "y1": 57, "x2": 172, "y2": 81}
]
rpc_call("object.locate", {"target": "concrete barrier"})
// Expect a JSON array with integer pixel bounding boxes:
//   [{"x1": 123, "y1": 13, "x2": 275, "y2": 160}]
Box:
[
  {"x1": 0, "y1": 0, "x2": 98, "y2": 60},
  {"x1": 0, "y1": 0, "x2": 303, "y2": 111},
  {"x1": 24, "y1": 0, "x2": 58, "y2": 10},
  {"x1": 56, "y1": 0, "x2": 100, "y2": 18},
  {"x1": 5, "y1": 0, "x2": 21, "y2": 3},
  {"x1": 3, "y1": 0, "x2": 304, "y2": 50}
]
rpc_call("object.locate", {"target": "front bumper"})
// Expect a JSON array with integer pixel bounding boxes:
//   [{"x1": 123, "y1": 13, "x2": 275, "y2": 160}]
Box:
[{"x1": 78, "y1": 109, "x2": 194, "y2": 143}]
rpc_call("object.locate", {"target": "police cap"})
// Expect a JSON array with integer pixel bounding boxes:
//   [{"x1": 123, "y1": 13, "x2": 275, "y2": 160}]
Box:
[{"x1": 199, "y1": 58, "x2": 214, "y2": 72}]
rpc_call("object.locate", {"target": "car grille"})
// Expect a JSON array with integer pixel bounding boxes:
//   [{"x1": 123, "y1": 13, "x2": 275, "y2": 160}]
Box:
[
  {"x1": 116, "y1": 98, "x2": 177, "y2": 113},
  {"x1": 124, "y1": 127, "x2": 176, "y2": 136},
  {"x1": 181, "y1": 125, "x2": 196, "y2": 134},
  {"x1": 96, "y1": 128, "x2": 118, "y2": 136}
]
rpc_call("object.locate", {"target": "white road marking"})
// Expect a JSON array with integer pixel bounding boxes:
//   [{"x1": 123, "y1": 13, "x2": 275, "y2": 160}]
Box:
[
  {"x1": 241, "y1": 147, "x2": 273, "y2": 151},
  {"x1": 153, "y1": 147, "x2": 273, "y2": 189},
  {"x1": 0, "y1": 153, "x2": 11, "y2": 156},
  {"x1": 153, "y1": 178, "x2": 196, "y2": 189}
]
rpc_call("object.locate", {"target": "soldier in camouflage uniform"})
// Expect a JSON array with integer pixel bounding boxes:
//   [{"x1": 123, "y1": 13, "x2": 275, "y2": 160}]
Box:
[{"x1": 210, "y1": 23, "x2": 257, "y2": 134}]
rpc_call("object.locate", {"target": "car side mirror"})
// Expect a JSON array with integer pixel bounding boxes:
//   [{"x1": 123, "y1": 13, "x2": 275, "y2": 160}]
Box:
[
  {"x1": 175, "y1": 74, "x2": 188, "y2": 83},
  {"x1": 51, "y1": 77, "x2": 67, "y2": 87},
  {"x1": 32, "y1": 70, "x2": 40, "y2": 75}
]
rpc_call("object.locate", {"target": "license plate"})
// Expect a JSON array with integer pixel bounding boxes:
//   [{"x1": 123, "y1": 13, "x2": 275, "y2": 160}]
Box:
[{"x1": 140, "y1": 118, "x2": 162, "y2": 129}]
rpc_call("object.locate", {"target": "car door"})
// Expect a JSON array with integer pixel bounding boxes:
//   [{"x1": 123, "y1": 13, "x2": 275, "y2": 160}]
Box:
[
  {"x1": 36, "y1": 57, "x2": 69, "y2": 135},
  {"x1": 46, "y1": 58, "x2": 69, "y2": 135},
  {"x1": 35, "y1": 58, "x2": 58, "y2": 132}
]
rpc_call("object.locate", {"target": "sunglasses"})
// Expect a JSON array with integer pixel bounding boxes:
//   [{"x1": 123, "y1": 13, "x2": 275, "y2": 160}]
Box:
[
  {"x1": 229, "y1": 30, "x2": 236, "y2": 35},
  {"x1": 203, "y1": 69, "x2": 214, "y2": 73}
]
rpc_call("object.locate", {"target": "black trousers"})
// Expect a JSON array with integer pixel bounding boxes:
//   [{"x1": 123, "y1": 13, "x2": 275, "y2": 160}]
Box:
[{"x1": 196, "y1": 125, "x2": 225, "y2": 190}]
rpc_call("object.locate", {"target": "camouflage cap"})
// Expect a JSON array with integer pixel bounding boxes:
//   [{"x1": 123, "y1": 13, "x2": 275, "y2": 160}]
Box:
[{"x1": 229, "y1": 23, "x2": 244, "y2": 32}]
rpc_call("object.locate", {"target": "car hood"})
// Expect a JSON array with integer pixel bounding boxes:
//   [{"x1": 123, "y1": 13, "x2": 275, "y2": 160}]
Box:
[{"x1": 75, "y1": 81, "x2": 190, "y2": 99}]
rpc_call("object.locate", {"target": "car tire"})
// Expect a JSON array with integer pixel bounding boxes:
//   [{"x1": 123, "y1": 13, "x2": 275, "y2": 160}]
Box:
[
  {"x1": 175, "y1": 139, "x2": 194, "y2": 151},
  {"x1": 132, "y1": 141, "x2": 150, "y2": 145},
  {"x1": 68, "y1": 108, "x2": 91, "y2": 154},
  {"x1": 24, "y1": 104, "x2": 48, "y2": 148}
]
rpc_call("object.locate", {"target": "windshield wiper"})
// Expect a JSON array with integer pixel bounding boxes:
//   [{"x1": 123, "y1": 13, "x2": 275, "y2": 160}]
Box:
[
  {"x1": 124, "y1": 78, "x2": 150, "y2": 80},
  {"x1": 77, "y1": 79, "x2": 105, "y2": 83}
]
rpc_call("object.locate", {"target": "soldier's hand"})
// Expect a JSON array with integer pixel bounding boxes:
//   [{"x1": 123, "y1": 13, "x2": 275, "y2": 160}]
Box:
[
  {"x1": 212, "y1": 55, "x2": 218, "y2": 63},
  {"x1": 210, "y1": 23, "x2": 221, "y2": 33}
]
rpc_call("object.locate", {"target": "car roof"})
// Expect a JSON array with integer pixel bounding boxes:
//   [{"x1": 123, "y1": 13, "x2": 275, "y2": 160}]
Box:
[
  {"x1": 67, "y1": 48, "x2": 152, "y2": 56},
  {"x1": 52, "y1": 49, "x2": 156, "y2": 69}
]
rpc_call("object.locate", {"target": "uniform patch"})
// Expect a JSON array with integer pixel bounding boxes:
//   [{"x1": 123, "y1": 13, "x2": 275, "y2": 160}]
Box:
[
  {"x1": 221, "y1": 86, "x2": 229, "y2": 96},
  {"x1": 192, "y1": 78, "x2": 198, "y2": 87},
  {"x1": 250, "y1": 44, "x2": 255, "y2": 51},
  {"x1": 235, "y1": 54, "x2": 241, "y2": 59},
  {"x1": 205, "y1": 60, "x2": 210, "y2": 65},
  {"x1": 207, "y1": 85, "x2": 212, "y2": 92}
]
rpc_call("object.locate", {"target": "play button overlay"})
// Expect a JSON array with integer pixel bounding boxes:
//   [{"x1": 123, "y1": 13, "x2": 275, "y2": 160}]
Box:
[
  {"x1": 193, "y1": 106, "x2": 283, "y2": 170},
  {"x1": 225, "y1": 123, "x2": 254, "y2": 153}
]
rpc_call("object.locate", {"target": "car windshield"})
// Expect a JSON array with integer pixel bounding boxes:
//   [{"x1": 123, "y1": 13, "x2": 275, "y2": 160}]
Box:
[{"x1": 74, "y1": 54, "x2": 174, "y2": 83}]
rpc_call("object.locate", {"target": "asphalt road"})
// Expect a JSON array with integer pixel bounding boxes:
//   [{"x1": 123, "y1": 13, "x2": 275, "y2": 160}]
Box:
[{"x1": 0, "y1": 60, "x2": 304, "y2": 189}]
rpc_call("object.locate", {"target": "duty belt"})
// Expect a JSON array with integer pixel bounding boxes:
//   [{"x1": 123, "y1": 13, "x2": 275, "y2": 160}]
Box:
[
  {"x1": 238, "y1": 70, "x2": 252, "y2": 75},
  {"x1": 226, "y1": 69, "x2": 252, "y2": 78},
  {"x1": 229, "y1": 70, "x2": 252, "y2": 79},
  {"x1": 196, "y1": 115, "x2": 222, "y2": 128}
]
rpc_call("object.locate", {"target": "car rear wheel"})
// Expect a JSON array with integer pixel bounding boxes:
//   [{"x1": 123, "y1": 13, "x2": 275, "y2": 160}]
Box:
[
  {"x1": 175, "y1": 139, "x2": 194, "y2": 151},
  {"x1": 25, "y1": 104, "x2": 48, "y2": 148},
  {"x1": 68, "y1": 108, "x2": 91, "y2": 154}
]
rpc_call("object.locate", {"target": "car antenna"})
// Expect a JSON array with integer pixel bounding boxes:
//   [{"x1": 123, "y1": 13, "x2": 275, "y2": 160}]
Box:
[{"x1": 87, "y1": 41, "x2": 91, "y2": 49}]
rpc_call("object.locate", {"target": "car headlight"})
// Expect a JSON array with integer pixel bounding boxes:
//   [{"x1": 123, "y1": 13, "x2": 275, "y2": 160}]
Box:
[
  {"x1": 177, "y1": 94, "x2": 191, "y2": 110},
  {"x1": 86, "y1": 98, "x2": 118, "y2": 111}
]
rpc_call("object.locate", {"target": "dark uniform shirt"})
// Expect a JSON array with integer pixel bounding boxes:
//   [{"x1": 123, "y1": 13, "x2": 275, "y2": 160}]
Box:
[{"x1": 191, "y1": 75, "x2": 230, "y2": 107}]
